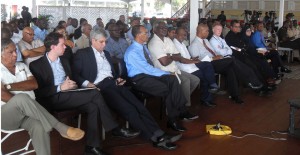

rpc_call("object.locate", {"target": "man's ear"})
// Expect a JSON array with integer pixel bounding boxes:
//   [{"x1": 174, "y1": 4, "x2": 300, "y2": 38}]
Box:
[{"x1": 50, "y1": 44, "x2": 55, "y2": 50}]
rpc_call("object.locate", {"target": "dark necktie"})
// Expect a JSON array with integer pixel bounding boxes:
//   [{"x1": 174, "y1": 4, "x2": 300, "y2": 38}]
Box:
[
  {"x1": 143, "y1": 45, "x2": 154, "y2": 66},
  {"x1": 203, "y1": 39, "x2": 216, "y2": 57}
]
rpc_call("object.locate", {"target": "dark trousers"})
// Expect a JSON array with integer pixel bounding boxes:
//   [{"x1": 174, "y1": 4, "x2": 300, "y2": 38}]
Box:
[
  {"x1": 211, "y1": 58, "x2": 240, "y2": 97},
  {"x1": 265, "y1": 50, "x2": 284, "y2": 74},
  {"x1": 97, "y1": 78, "x2": 162, "y2": 140},
  {"x1": 233, "y1": 51, "x2": 268, "y2": 84},
  {"x1": 193, "y1": 62, "x2": 216, "y2": 102},
  {"x1": 44, "y1": 89, "x2": 118, "y2": 147},
  {"x1": 131, "y1": 74, "x2": 187, "y2": 122},
  {"x1": 230, "y1": 58, "x2": 262, "y2": 86},
  {"x1": 280, "y1": 38, "x2": 300, "y2": 50}
]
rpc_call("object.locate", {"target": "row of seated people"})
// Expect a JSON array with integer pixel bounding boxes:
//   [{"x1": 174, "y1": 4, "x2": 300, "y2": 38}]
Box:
[
  {"x1": 1, "y1": 18, "x2": 294, "y2": 155},
  {"x1": 1, "y1": 27, "x2": 199, "y2": 155}
]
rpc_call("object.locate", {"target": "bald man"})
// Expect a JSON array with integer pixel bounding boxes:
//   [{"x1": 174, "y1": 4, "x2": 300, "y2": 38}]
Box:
[{"x1": 18, "y1": 27, "x2": 45, "y2": 65}]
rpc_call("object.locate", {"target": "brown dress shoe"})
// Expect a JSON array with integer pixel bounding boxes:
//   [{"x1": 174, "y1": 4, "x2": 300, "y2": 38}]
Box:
[{"x1": 61, "y1": 127, "x2": 85, "y2": 141}]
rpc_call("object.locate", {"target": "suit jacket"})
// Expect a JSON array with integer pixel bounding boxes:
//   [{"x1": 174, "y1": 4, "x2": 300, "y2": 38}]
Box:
[
  {"x1": 29, "y1": 55, "x2": 72, "y2": 105},
  {"x1": 72, "y1": 47, "x2": 117, "y2": 87}
]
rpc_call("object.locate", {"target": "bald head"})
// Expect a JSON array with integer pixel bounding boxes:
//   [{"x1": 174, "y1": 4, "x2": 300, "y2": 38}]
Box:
[
  {"x1": 22, "y1": 27, "x2": 34, "y2": 43},
  {"x1": 196, "y1": 24, "x2": 209, "y2": 39}
]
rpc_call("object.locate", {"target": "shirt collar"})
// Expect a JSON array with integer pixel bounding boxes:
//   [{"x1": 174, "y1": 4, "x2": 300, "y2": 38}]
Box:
[
  {"x1": 46, "y1": 52, "x2": 60, "y2": 64},
  {"x1": 91, "y1": 46, "x2": 105, "y2": 57}
]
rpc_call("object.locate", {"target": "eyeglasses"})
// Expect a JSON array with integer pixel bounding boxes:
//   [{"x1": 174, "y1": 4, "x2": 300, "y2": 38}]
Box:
[
  {"x1": 157, "y1": 26, "x2": 167, "y2": 30},
  {"x1": 25, "y1": 32, "x2": 34, "y2": 36},
  {"x1": 233, "y1": 26, "x2": 241, "y2": 28}
]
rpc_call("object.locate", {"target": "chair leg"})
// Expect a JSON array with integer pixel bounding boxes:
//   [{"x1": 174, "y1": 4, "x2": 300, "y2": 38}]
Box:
[{"x1": 102, "y1": 125, "x2": 105, "y2": 140}]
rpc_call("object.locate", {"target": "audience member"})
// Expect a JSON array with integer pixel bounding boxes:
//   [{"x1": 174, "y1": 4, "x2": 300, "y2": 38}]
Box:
[
  {"x1": 105, "y1": 23, "x2": 129, "y2": 78},
  {"x1": 75, "y1": 23, "x2": 92, "y2": 49},
  {"x1": 251, "y1": 21, "x2": 291, "y2": 74},
  {"x1": 18, "y1": 27, "x2": 45, "y2": 65},
  {"x1": 1, "y1": 38, "x2": 84, "y2": 155},
  {"x1": 74, "y1": 18, "x2": 87, "y2": 40},
  {"x1": 34, "y1": 17, "x2": 49, "y2": 41},
  {"x1": 93, "y1": 18, "x2": 104, "y2": 31},
  {"x1": 66, "y1": 18, "x2": 78, "y2": 36},
  {"x1": 217, "y1": 11, "x2": 226, "y2": 23}
]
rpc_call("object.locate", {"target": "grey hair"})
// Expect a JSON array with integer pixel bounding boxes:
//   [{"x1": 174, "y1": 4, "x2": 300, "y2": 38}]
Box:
[
  {"x1": 90, "y1": 29, "x2": 107, "y2": 41},
  {"x1": 1, "y1": 38, "x2": 14, "y2": 53},
  {"x1": 152, "y1": 20, "x2": 165, "y2": 30}
]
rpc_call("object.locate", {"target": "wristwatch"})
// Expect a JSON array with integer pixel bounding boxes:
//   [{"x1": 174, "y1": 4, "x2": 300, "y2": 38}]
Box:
[{"x1": 5, "y1": 84, "x2": 11, "y2": 90}]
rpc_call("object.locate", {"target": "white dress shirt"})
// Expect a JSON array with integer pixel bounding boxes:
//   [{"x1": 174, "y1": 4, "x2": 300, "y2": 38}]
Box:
[
  {"x1": 82, "y1": 47, "x2": 113, "y2": 87},
  {"x1": 189, "y1": 36, "x2": 216, "y2": 60},
  {"x1": 148, "y1": 34, "x2": 181, "y2": 74},
  {"x1": 173, "y1": 38, "x2": 198, "y2": 73},
  {"x1": 1, "y1": 62, "x2": 35, "y2": 105}
]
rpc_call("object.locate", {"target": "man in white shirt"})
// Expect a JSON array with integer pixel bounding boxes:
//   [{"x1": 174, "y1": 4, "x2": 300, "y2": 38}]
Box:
[
  {"x1": 148, "y1": 21, "x2": 200, "y2": 107},
  {"x1": 18, "y1": 27, "x2": 45, "y2": 66},
  {"x1": 1, "y1": 38, "x2": 84, "y2": 155},
  {"x1": 173, "y1": 27, "x2": 219, "y2": 107},
  {"x1": 75, "y1": 23, "x2": 92, "y2": 49}
]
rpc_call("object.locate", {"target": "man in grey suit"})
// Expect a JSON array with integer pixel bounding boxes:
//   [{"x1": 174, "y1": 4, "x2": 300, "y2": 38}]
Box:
[{"x1": 1, "y1": 38, "x2": 84, "y2": 155}]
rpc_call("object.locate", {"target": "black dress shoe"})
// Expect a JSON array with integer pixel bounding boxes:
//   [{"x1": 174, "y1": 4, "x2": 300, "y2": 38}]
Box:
[
  {"x1": 85, "y1": 146, "x2": 109, "y2": 155},
  {"x1": 162, "y1": 133, "x2": 182, "y2": 143},
  {"x1": 231, "y1": 96, "x2": 244, "y2": 104},
  {"x1": 153, "y1": 136, "x2": 177, "y2": 150},
  {"x1": 112, "y1": 127, "x2": 140, "y2": 139},
  {"x1": 201, "y1": 100, "x2": 217, "y2": 107},
  {"x1": 167, "y1": 121, "x2": 186, "y2": 132},
  {"x1": 208, "y1": 87, "x2": 219, "y2": 94},
  {"x1": 248, "y1": 83, "x2": 263, "y2": 90},
  {"x1": 281, "y1": 67, "x2": 292, "y2": 73},
  {"x1": 180, "y1": 111, "x2": 199, "y2": 120}
]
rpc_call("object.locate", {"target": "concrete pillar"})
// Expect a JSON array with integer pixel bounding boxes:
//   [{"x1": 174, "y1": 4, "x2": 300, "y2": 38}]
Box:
[
  {"x1": 190, "y1": 0, "x2": 199, "y2": 43},
  {"x1": 141, "y1": 0, "x2": 144, "y2": 21},
  {"x1": 32, "y1": 0, "x2": 37, "y2": 17},
  {"x1": 279, "y1": 0, "x2": 284, "y2": 28}
]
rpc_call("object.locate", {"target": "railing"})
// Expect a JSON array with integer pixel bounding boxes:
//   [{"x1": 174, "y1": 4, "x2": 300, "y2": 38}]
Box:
[
  {"x1": 204, "y1": 1, "x2": 212, "y2": 18},
  {"x1": 171, "y1": 0, "x2": 190, "y2": 18}
]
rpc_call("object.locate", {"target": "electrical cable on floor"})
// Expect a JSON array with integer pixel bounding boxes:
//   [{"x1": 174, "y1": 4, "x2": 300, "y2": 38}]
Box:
[{"x1": 222, "y1": 130, "x2": 288, "y2": 141}]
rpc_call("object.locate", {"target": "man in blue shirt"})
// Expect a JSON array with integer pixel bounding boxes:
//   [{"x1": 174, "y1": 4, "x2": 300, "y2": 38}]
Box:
[
  {"x1": 124, "y1": 25, "x2": 198, "y2": 132},
  {"x1": 105, "y1": 24, "x2": 129, "y2": 78},
  {"x1": 33, "y1": 17, "x2": 48, "y2": 41},
  {"x1": 251, "y1": 21, "x2": 291, "y2": 75}
]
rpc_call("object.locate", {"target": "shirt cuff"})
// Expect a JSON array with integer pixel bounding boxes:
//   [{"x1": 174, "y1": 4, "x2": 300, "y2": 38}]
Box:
[
  {"x1": 82, "y1": 80, "x2": 89, "y2": 87},
  {"x1": 57, "y1": 85, "x2": 61, "y2": 92}
]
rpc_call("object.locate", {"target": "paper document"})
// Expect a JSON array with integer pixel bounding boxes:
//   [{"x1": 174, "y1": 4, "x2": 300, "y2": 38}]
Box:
[
  {"x1": 201, "y1": 55, "x2": 212, "y2": 62},
  {"x1": 61, "y1": 87, "x2": 97, "y2": 92}
]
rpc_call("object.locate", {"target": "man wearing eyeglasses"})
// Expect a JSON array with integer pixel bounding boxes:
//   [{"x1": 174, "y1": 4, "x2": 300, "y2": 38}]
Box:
[{"x1": 18, "y1": 27, "x2": 45, "y2": 66}]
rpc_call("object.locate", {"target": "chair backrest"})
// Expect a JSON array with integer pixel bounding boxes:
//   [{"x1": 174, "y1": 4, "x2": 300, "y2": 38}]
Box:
[{"x1": 1, "y1": 129, "x2": 35, "y2": 155}]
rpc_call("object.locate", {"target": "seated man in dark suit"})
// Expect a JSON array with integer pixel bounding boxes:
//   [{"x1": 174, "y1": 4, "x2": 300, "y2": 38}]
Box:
[
  {"x1": 29, "y1": 32, "x2": 139, "y2": 155},
  {"x1": 72, "y1": 29, "x2": 182, "y2": 150},
  {"x1": 124, "y1": 25, "x2": 198, "y2": 132}
]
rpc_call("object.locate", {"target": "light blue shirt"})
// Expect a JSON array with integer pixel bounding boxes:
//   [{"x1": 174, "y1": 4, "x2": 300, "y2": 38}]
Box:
[
  {"x1": 124, "y1": 41, "x2": 169, "y2": 77},
  {"x1": 16, "y1": 45, "x2": 23, "y2": 62},
  {"x1": 126, "y1": 28, "x2": 134, "y2": 42},
  {"x1": 34, "y1": 27, "x2": 48, "y2": 41},
  {"x1": 209, "y1": 35, "x2": 232, "y2": 57},
  {"x1": 105, "y1": 37, "x2": 129, "y2": 59},
  {"x1": 251, "y1": 31, "x2": 267, "y2": 48},
  {"x1": 46, "y1": 53, "x2": 66, "y2": 92}
]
